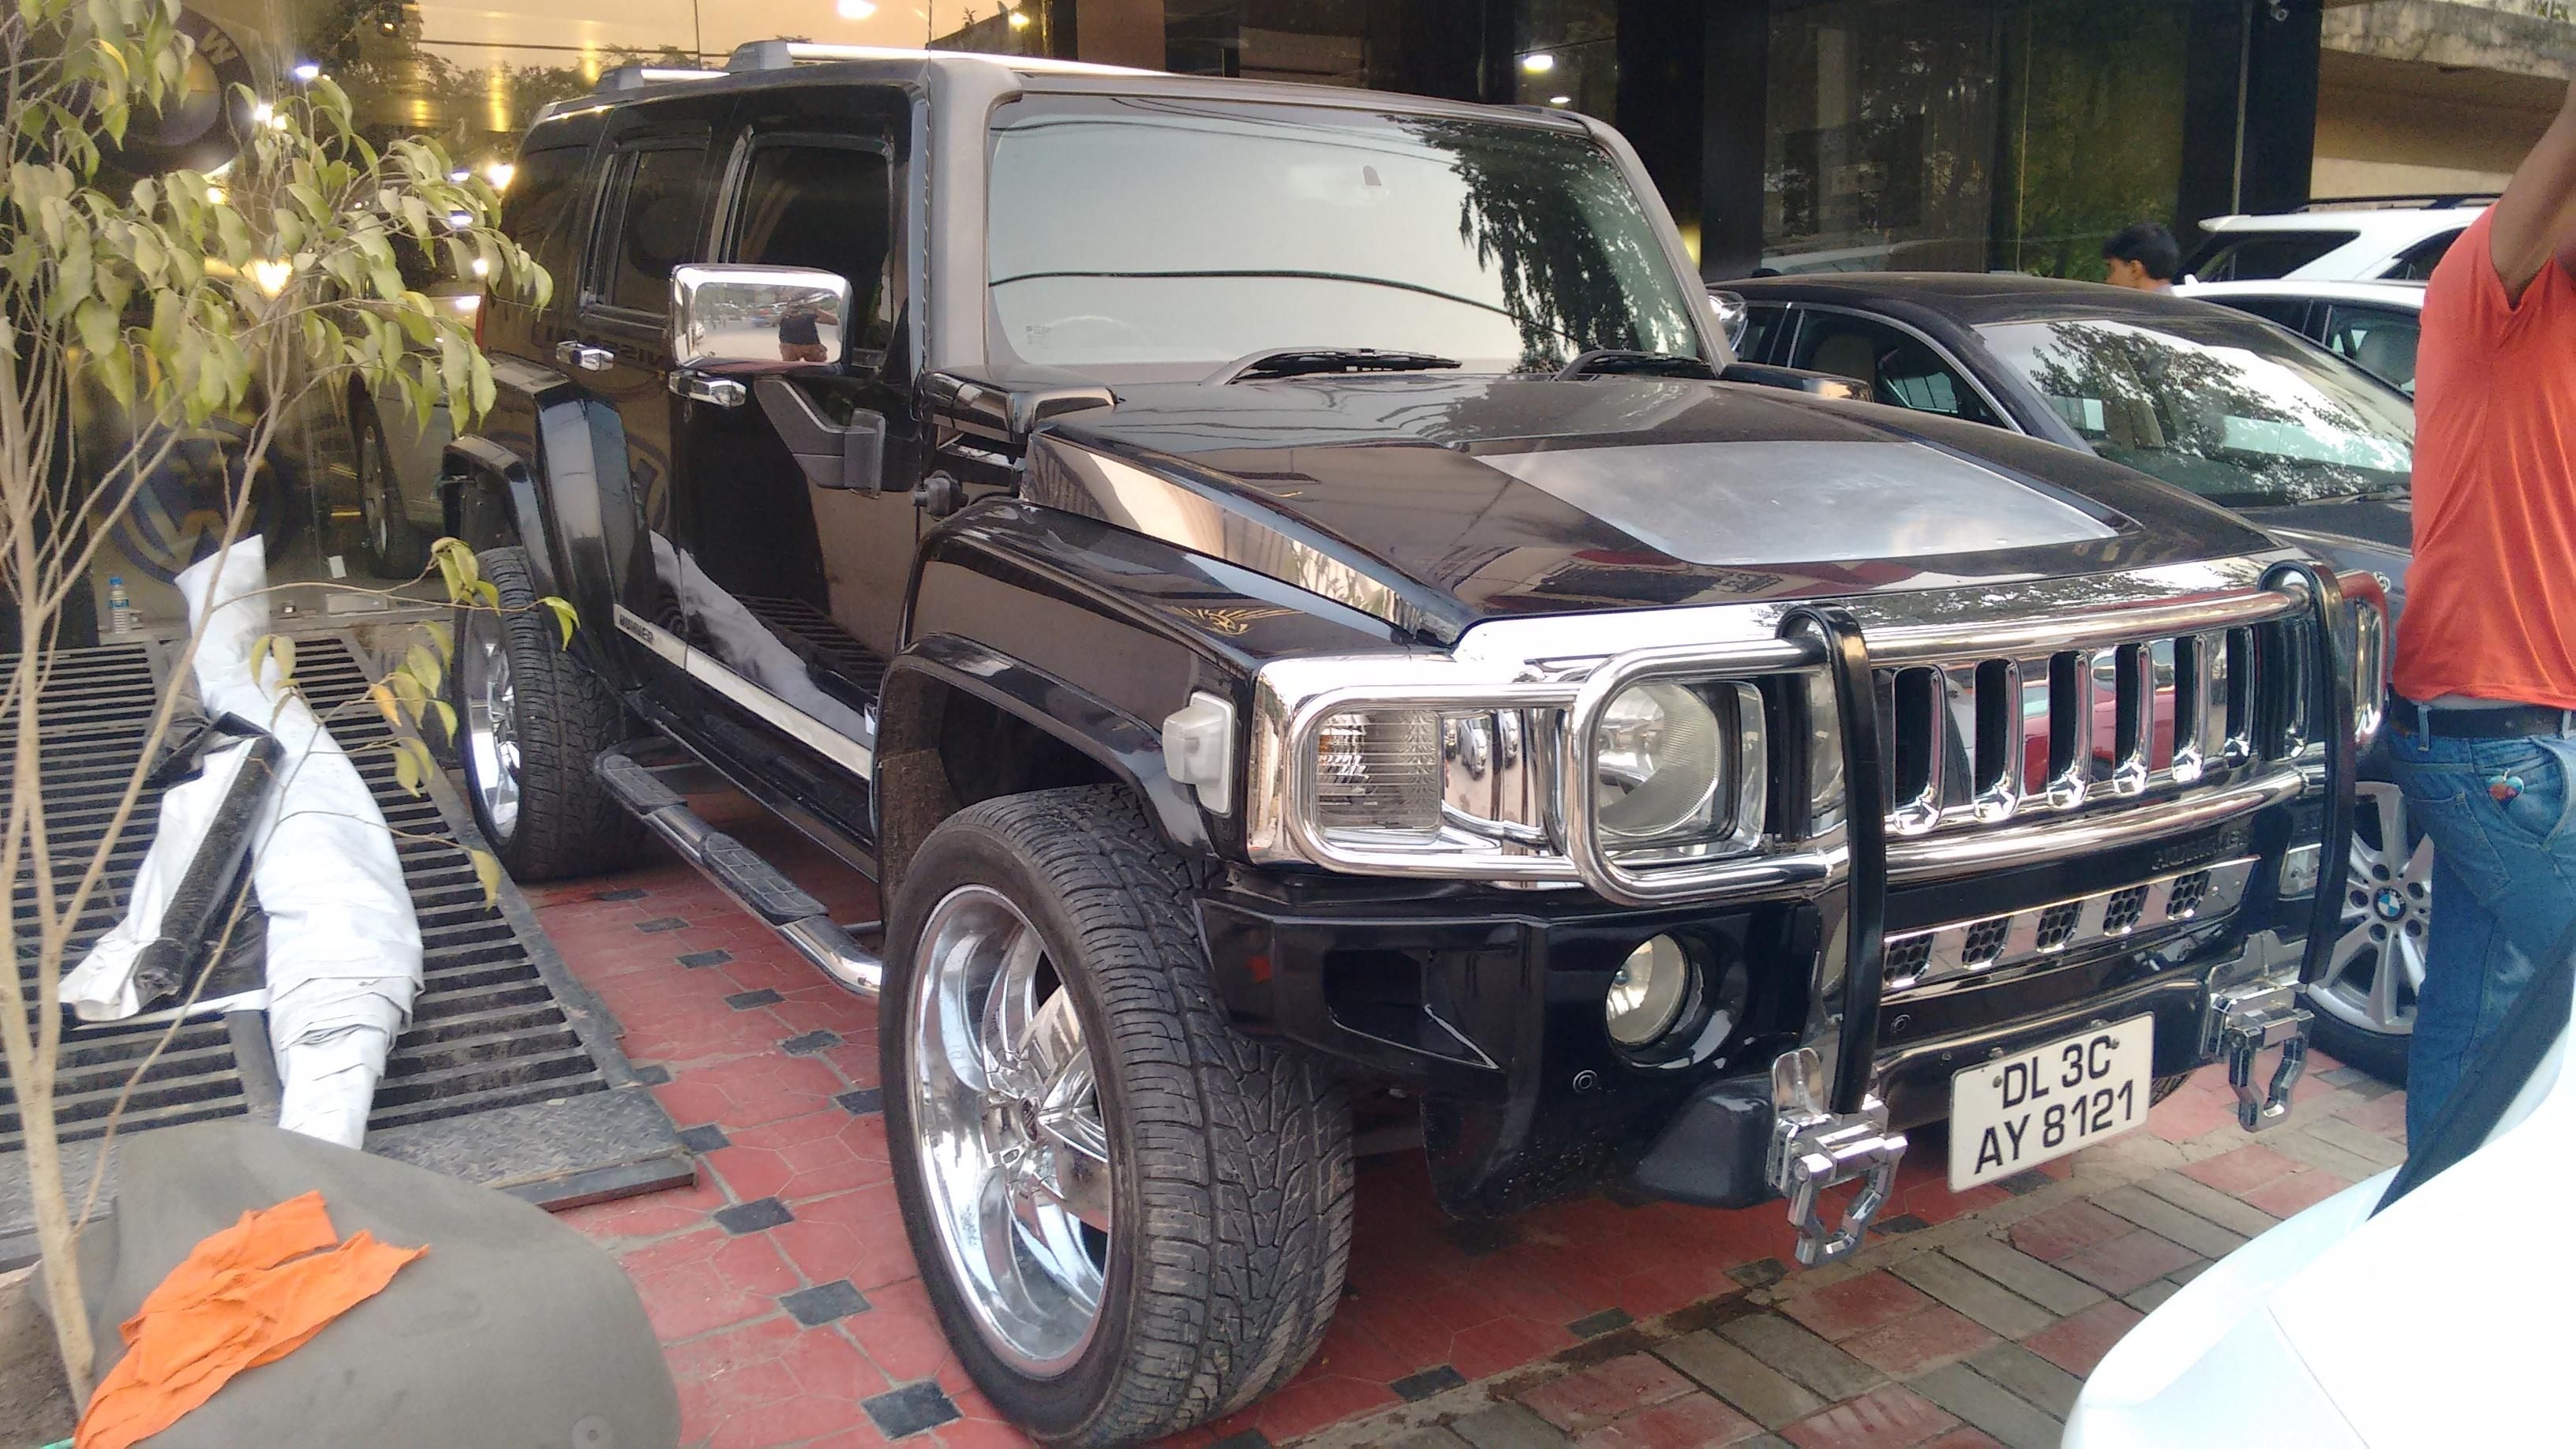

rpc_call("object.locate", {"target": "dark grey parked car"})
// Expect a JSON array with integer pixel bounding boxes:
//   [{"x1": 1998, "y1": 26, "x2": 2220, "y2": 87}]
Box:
[{"x1": 1722, "y1": 273, "x2": 2419, "y2": 1080}]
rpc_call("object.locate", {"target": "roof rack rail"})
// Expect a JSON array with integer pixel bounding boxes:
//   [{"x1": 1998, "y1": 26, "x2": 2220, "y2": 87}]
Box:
[
  {"x1": 728, "y1": 40, "x2": 938, "y2": 70},
  {"x1": 2299, "y1": 193, "x2": 2499, "y2": 212},
  {"x1": 724, "y1": 38, "x2": 1156, "y2": 75},
  {"x1": 593, "y1": 63, "x2": 726, "y2": 94}
]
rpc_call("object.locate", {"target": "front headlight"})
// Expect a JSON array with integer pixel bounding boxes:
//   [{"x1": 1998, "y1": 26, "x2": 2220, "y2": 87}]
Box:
[
  {"x1": 1593, "y1": 682, "x2": 1725, "y2": 841},
  {"x1": 1313, "y1": 710, "x2": 1442, "y2": 837}
]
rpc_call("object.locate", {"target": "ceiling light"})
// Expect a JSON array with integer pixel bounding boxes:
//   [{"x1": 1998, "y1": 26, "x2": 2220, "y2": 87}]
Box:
[
  {"x1": 204, "y1": 185, "x2": 225, "y2": 207},
  {"x1": 470, "y1": 256, "x2": 492, "y2": 277},
  {"x1": 484, "y1": 161, "x2": 515, "y2": 189},
  {"x1": 1549, "y1": 95, "x2": 1570, "y2": 105},
  {"x1": 836, "y1": 0, "x2": 875, "y2": 17},
  {"x1": 1008, "y1": 7, "x2": 1031, "y2": 26},
  {"x1": 1521, "y1": 53, "x2": 1555, "y2": 73},
  {"x1": 290, "y1": 62, "x2": 320, "y2": 82},
  {"x1": 247, "y1": 258, "x2": 293, "y2": 297}
]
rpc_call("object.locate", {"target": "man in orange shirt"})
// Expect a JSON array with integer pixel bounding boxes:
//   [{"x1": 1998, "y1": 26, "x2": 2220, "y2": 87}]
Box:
[{"x1": 2387, "y1": 78, "x2": 2576, "y2": 1147}]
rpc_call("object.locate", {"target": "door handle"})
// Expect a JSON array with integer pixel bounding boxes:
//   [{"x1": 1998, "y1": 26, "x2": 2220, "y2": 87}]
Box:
[
  {"x1": 556, "y1": 340, "x2": 616, "y2": 373},
  {"x1": 668, "y1": 371, "x2": 747, "y2": 407}
]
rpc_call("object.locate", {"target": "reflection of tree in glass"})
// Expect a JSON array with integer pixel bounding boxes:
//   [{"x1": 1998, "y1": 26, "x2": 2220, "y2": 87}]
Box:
[
  {"x1": 1402, "y1": 118, "x2": 1694, "y2": 371},
  {"x1": 2016, "y1": 320, "x2": 2402, "y2": 504}
]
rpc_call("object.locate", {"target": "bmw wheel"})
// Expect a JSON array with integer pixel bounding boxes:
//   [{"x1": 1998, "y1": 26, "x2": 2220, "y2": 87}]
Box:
[{"x1": 2306, "y1": 780, "x2": 2425, "y2": 1083}]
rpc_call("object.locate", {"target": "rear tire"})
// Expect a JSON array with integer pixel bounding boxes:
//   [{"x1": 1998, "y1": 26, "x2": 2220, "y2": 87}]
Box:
[
  {"x1": 452, "y1": 545, "x2": 641, "y2": 881},
  {"x1": 354, "y1": 402, "x2": 429, "y2": 578},
  {"x1": 883, "y1": 786, "x2": 1353, "y2": 1447}
]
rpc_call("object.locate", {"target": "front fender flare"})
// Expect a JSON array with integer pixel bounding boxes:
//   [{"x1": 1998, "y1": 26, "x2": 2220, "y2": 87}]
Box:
[{"x1": 878, "y1": 633, "x2": 1209, "y2": 888}]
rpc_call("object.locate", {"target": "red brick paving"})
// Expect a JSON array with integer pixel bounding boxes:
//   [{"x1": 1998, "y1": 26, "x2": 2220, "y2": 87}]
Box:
[
  {"x1": 2054, "y1": 1230, "x2": 2201, "y2": 1296},
  {"x1": 2002, "y1": 1199, "x2": 2132, "y2": 1262},
  {"x1": 2242, "y1": 1167, "x2": 2357, "y2": 1219},
  {"x1": 1780, "y1": 1384, "x2": 1960, "y2": 1448},
  {"x1": 1839, "y1": 1303, "x2": 2001, "y2": 1377},
  {"x1": 1521, "y1": 1354, "x2": 1697, "y2": 1432},
  {"x1": 1577, "y1": 1392, "x2": 1765, "y2": 1448},
  {"x1": 1779, "y1": 1270, "x2": 1936, "y2": 1341},
  {"x1": 2023, "y1": 1301, "x2": 2147, "y2": 1377},
  {"x1": 2179, "y1": 1143, "x2": 2301, "y2": 1195},
  {"x1": 520, "y1": 803, "x2": 2413, "y2": 1447}
]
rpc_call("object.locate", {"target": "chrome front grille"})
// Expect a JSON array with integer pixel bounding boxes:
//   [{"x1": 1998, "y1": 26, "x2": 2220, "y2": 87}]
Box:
[
  {"x1": 1883, "y1": 857, "x2": 2256, "y2": 992},
  {"x1": 1874, "y1": 627, "x2": 2283, "y2": 837}
]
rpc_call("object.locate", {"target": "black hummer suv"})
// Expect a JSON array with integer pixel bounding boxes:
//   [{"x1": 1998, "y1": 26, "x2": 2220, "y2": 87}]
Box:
[{"x1": 447, "y1": 41, "x2": 2383, "y2": 1447}]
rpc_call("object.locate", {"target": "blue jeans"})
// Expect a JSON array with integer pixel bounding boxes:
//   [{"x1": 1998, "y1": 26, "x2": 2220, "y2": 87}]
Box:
[{"x1": 2386, "y1": 726, "x2": 2576, "y2": 1146}]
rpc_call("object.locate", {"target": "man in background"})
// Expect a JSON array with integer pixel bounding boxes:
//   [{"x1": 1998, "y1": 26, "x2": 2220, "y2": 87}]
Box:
[
  {"x1": 2101, "y1": 222, "x2": 2181, "y2": 291},
  {"x1": 2385, "y1": 70, "x2": 2576, "y2": 1148}
]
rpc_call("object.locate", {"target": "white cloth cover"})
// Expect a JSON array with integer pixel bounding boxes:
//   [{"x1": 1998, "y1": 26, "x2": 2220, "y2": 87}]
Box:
[
  {"x1": 179, "y1": 538, "x2": 423, "y2": 1147},
  {"x1": 61, "y1": 736, "x2": 261, "y2": 1021}
]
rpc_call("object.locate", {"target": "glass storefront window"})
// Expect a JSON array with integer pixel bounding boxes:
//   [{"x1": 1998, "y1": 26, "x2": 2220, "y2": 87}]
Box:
[
  {"x1": 1990, "y1": 0, "x2": 2190, "y2": 279},
  {"x1": 1762, "y1": 1, "x2": 2001, "y2": 274},
  {"x1": 1513, "y1": 0, "x2": 1614, "y2": 119}
]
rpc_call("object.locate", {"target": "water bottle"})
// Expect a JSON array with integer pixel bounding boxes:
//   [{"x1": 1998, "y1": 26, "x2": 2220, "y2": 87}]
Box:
[{"x1": 107, "y1": 575, "x2": 133, "y2": 635}]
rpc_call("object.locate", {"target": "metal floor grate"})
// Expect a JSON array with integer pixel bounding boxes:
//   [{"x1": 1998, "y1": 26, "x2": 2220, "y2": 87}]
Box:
[
  {"x1": 2, "y1": 630, "x2": 685, "y2": 1258},
  {"x1": 291, "y1": 635, "x2": 614, "y2": 1133},
  {"x1": 2, "y1": 642, "x2": 249, "y2": 1151}
]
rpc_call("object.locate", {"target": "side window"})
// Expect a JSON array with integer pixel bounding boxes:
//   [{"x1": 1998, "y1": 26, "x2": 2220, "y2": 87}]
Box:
[
  {"x1": 597, "y1": 144, "x2": 710, "y2": 315},
  {"x1": 2211, "y1": 295, "x2": 2312, "y2": 335},
  {"x1": 497, "y1": 146, "x2": 590, "y2": 300},
  {"x1": 2323, "y1": 304, "x2": 2421, "y2": 394},
  {"x1": 728, "y1": 142, "x2": 897, "y2": 358},
  {"x1": 2385, "y1": 228, "x2": 2462, "y2": 283},
  {"x1": 1736, "y1": 304, "x2": 1789, "y2": 364},
  {"x1": 2191, "y1": 230, "x2": 2355, "y2": 282},
  {"x1": 1788, "y1": 314, "x2": 2000, "y2": 427}
]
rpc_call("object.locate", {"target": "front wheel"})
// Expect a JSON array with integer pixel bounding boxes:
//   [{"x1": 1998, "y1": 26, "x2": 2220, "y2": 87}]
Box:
[
  {"x1": 353, "y1": 402, "x2": 429, "y2": 578},
  {"x1": 2304, "y1": 779, "x2": 2424, "y2": 1084},
  {"x1": 883, "y1": 786, "x2": 1353, "y2": 1446},
  {"x1": 451, "y1": 545, "x2": 642, "y2": 881}
]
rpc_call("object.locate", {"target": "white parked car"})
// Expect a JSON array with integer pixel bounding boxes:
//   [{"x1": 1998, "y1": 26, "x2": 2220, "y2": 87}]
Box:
[
  {"x1": 2065, "y1": 934, "x2": 2573, "y2": 1445},
  {"x1": 2174, "y1": 279, "x2": 2424, "y2": 393},
  {"x1": 2185, "y1": 199, "x2": 2484, "y2": 285}
]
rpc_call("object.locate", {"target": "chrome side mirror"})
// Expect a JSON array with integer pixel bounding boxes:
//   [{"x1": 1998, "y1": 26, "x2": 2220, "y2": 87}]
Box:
[
  {"x1": 670, "y1": 264, "x2": 853, "y2": 372},
  {"x1": 1708, "y1": 289, "x2": 1750, "y2": 350}
]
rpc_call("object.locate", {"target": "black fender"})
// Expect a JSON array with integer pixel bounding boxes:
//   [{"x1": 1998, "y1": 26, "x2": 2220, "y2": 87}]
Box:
[
  {"x1": 442, "y1": 391, "x2": 646, "y2": 689},
  {"x1": 876, "y1": 634, "x2": 1208, "y2": 901}
]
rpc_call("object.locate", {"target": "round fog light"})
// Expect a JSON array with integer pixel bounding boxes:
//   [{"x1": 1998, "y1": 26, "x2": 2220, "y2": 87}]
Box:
[{"x1": 1606, "y1": 935, "x2": 1696, "y2": 1046}]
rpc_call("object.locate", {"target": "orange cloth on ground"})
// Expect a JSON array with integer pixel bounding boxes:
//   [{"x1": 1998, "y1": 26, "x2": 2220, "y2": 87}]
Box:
[{"x1": 73, "y1": 1190, "x2": 425, "y2": 1449}]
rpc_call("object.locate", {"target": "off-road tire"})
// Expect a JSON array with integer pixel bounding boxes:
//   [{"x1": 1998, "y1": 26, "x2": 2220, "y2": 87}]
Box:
[
  {"x1": 454, "y1": 545, "x2": 641, "y2": 880},
  {"x1": 882, "y1": 785, "x2": 1354, "y2": 1447},
  {"x1": 354, "y1": 402, "x2": 429, "y2": 578}
]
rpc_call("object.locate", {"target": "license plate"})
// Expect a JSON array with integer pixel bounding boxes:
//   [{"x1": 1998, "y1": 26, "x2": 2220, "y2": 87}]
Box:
[{"x1": 1949, "y1": 1015, "x2": 2154, "y2": 1190}]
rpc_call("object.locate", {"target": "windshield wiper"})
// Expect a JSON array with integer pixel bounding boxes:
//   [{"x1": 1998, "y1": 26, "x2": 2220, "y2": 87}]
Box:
[
  {"x1": 1215, "y1": 347, "x2": 1462, "y2": 384},
  {"x1": 1556, "y1": 349, "x2": 1716, "y2": 380}
]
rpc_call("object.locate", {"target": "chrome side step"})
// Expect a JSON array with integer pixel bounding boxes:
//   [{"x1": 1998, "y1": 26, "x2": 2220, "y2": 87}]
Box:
[{"x1": 595, "y1": 752, "x2": 882, "y2": 997}]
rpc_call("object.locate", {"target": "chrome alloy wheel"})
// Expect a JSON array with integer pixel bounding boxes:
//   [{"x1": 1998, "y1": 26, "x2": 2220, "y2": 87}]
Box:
[
  {"x1": 2312, "y1": 781, "x2": 2430, "y2": 1039},
  {"x1": 459, "y1": 608, "x2": 523, "y2": 840},
  {"x1": 909, "y1": 885, "x2": 1112, "y2": 1376}
]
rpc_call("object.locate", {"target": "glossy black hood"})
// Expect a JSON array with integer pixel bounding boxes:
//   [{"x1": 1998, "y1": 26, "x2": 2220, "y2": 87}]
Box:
[{"x1": 1042, "y1": 374, "x2": 2280, "y2": 642}]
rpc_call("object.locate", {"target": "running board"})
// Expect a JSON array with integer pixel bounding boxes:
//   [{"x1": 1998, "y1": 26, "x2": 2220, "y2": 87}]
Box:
[{"x1": 594, "y1": 752, "x2": 882, "y2": 997}]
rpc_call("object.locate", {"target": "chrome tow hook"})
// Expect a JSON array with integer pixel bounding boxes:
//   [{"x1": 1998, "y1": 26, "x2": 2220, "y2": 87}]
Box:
[
  {"x1": 2213, "y1": 983, "x2": 2312, "y2": 1132},
  {"x1": 1767, "y1": 1047, "x2": 1908, "y2": 1267}
]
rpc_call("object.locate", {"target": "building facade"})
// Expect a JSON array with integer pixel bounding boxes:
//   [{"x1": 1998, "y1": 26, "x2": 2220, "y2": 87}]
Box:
[{"x1": 193, "y1": 2, "x2": 2576, "y2": 280}]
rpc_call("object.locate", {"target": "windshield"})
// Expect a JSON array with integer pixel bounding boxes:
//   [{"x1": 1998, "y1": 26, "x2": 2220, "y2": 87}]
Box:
[
  {"x1": 985, "y1": 96, "x2": 1704, "y2": 378},
  {"x1": 1976, "y1": 317, "x2": 2413, "y2": 507}
]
